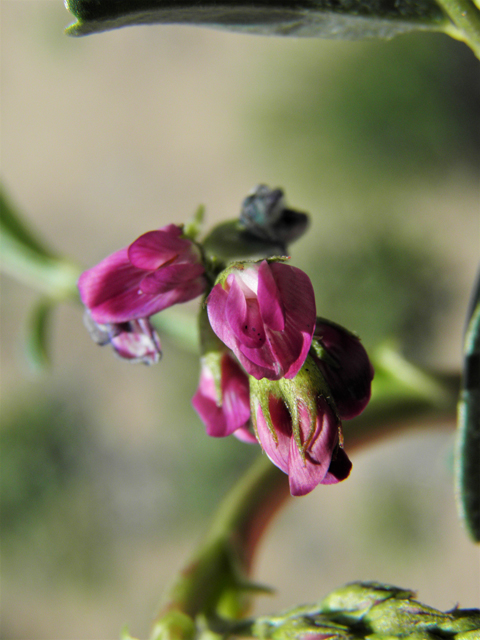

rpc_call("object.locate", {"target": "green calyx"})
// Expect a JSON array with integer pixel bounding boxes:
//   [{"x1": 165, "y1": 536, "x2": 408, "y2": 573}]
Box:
[
  {"x1": 213, "y1": 258, "x2": 288, "y2": 288},
  {"x1": 249, "y1": 355, "x2": 336, "y2": 459}
]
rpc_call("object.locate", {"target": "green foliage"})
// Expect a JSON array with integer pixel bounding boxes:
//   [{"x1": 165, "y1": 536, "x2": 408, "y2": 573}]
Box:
[
  {"x1": 65, "y1": 0, "x2": 446, "y2": 38},
  {"x1": 306, "y1": 229, "x2": 452, "y2": 357},
  {"x1": 455, "y1": 277, "x2": 480, "y2": 542},
  {"x1": 0, "y1": 397, "x2": 87, "y2": 534},
  {"x1": 0, "y1": 186, "x2": 80, "y2": 299},
  {"x1": 1, "y1": 394, "x2": 113, "y2": 585},
  {"x1": 251, "y1": 35, "x2": 480, "y2": 192},
  {"x1": 244, "y1": 582, "x2": 480, "y2": 640},
  {"x1": 25, "y1": 297, "x2": 55, "y2": 370}
]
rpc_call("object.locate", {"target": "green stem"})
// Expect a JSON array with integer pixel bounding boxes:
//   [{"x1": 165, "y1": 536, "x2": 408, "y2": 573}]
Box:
[
  {"x1": 150, "y1": 353, "x2": 459, "y2": 640},
  {"x1": 150, "y1": 457, "x2": 288, "y2": 639},
  {"x1": 436, "y1": 0, "x2": 480, "y2": 58}
]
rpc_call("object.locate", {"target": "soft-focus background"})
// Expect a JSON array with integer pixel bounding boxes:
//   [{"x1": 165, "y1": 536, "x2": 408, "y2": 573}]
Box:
[{"x1": 1, "y1": 2, "x2": 479, "y2": 639}]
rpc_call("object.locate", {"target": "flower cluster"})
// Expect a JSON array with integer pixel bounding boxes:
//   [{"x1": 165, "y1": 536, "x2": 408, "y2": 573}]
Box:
[{"x1": 78, "y1": 190, "x2": 373, "y2": 496}]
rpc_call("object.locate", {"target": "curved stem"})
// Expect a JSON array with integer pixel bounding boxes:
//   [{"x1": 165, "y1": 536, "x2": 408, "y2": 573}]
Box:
[{"x1": 150, "y1": 359, "x2": 459, "y2": 640}]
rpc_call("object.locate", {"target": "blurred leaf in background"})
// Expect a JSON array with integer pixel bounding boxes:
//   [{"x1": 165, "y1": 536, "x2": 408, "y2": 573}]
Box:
[
  {"x1": 243, "y1": 32, "x2": 478, "y2": 361},
  {"x1": 250, "y1": 34, "x2": 480, "y2": 196},
  {"x1": 304, "y1": 227, "x2": 453, "y2": 358}
]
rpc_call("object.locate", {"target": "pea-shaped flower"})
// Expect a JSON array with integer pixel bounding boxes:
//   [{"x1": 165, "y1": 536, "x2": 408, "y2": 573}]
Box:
[
  {"x1": 192, "y1": 350, "x2": 255, "y2": 443},
  {"x1": 206, "y1": 260, "x2": 316, "y2": 381},
  {"x1": 250, "y1": 355, "x2": 352, "y2": 496},
  {"x1": 310, "y1": 318, "x2": 374, "y2": 420},
  {"x1": 78, "y1": 224, "x2": 206, "y2": 324}
]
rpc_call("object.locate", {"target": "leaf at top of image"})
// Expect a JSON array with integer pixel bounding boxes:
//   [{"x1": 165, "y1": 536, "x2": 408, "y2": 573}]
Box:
[{"x1": 65, "y1": 0, "x2": 447, "y2": 39}]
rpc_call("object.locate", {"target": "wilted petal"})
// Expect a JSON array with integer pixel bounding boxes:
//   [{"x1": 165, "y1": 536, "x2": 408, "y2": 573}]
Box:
[
  {"x1": 321, "y1": 448, "x2": 352, "y2": 485},
  {"x1": 111, "y1": 318, "x2": 162, "y2": 364},
  {"x1": 83, "y1": 311, "x2": 162, "y2": 365}
]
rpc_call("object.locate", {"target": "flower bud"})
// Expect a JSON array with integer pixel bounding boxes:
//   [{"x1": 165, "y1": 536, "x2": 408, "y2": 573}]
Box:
[
  {"x1": 192, "y1": 306, "x2": 254, "y2": 442},
  {"x1": 192, "y1": 350, "x2": 253, "y2": 442},
  {"x1": 239, "y1": 185, "x2": 309, "y2": 250},
  {"x1": 207, "y1": 259, "x2": 316, "y2": 381},
  {"x1": 83, "y1": 309, "x2": 161, "y2": 364},
  {"x1": 249, "y1": 355, "x2": 351, "y2": 496},
  {"x1": 78, "y1": 223, "x2": 206, "y2": 325},
  {"x1": 310, "y1": 319, "x2": 374, "y2": 420}
]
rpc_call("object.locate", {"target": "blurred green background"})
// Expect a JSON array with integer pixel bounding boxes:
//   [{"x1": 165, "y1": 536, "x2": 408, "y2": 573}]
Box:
[{"x1": 1, "y1": 2, "x2": 479, "y2": 639}]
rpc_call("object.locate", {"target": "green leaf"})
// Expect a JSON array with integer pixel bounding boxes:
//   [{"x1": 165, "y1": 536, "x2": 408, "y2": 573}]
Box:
[
  {"x1": 0, "y1": 187, "x2": 55, "y2": 260},
  {"x1": 242, "y1": 582, "x2": 480, "y2": 639},
  {"x1": 25, "y1": 297, "x2": 56, "y2": 372},
  {"x1": 455, "y1": 273, "x2": 480, "y2": 543},
  {"x1": 0, "y1": 187, "x2": 81, "y2": 299},
  {"x1": 65, "y1": 0, "x2": 448, "y2": 39}
]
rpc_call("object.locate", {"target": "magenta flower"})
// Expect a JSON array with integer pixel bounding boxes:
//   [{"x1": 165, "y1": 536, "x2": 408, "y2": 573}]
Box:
[
  {"x1": 311, "y1": 318, "x2": 374, "y2": 420},
  {"x1": 206, "y1": 260, "x2": 316, "y2": 381},
  {"x1": 83, "y1": 310, "x2": 162, "y2": 365},
  {"x1": 192, "y1": 351, "x2": 255, "y2": 443},
  {"x1": 250, "y1": 356, "x2": 352, "y2": 496},
  {"x1": 78, "y1": 224, "x2": 206, "y2": 324}
]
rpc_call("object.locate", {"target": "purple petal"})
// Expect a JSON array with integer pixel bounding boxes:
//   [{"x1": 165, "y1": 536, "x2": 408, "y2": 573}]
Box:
[
  {"x1": 220, "y1": 354, "x2": 251, "y2": 432},
  {"x1": 208, "y1": 283, "x2": 275, "y2": 380},
  {"x1": 304, "y1": 398, "x2": 339, "y2": 466},
  {"x1": 255, "y1": 397, "x2": 292, "y2": 474},
  {"x1": 237, "y1": 263, "x2": 316, "y2": 380},
  {"x1": 257, "y1": 260, "x2": 285, "y2": 331},
  {"x1": 206, "y1": 284, "x2": 233, "y2": 348},
  {"x1": 269, "y1": 263, "x2": 316, "y2": 379},
  {"x1": 192, "y1": 365, "x2": 230, "y2": 437},
  {"x1": 127, "y1": 225, "x2": 189, "y2": 270},
  {"x1": 225, "y1": 277, "x2": 266, "y2": 349},
  {"x1": 110, "y1": 318, "x2": 162, "y2": 365},
  {"x1": 313, "y1": 319, "x2": 373, "y2": 420},
  {"x1": 139, "y1": 263, "x2": 205, "y2": 294},
  {"x1": 207, "y1": 262, "x2": 315, "y2": 381},
  {"x1": 78, "y1": 248, "x2": 146, "y2": 322},
  {"x1": 233, "y1": 425, "x2": 258, "y2": 443},
  {"x1": 192, "y1": 353, "x2": 250, "y2": 438},
  {"x1": 287, "y1": 399, "x2": 339, "y2": 496},
  {"x1": 237, "y1": 342, "x2": 278, "y2": 379}
]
